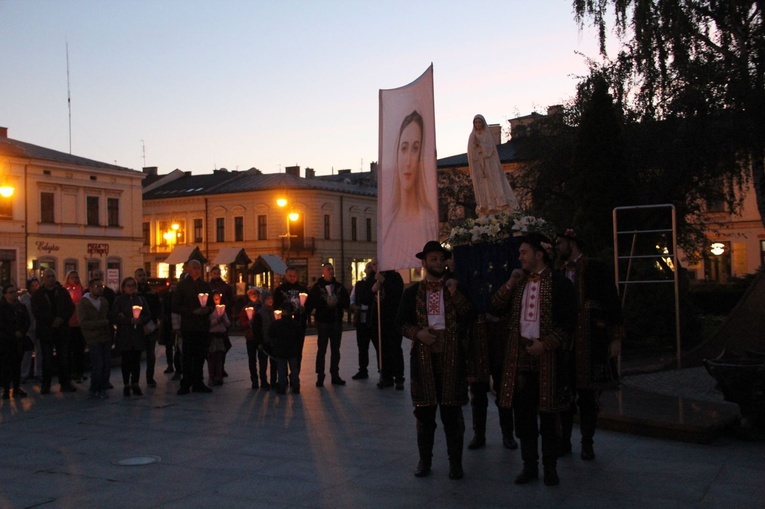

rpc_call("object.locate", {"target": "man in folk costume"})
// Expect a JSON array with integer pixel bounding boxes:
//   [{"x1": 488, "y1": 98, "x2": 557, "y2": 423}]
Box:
[
  {"x1": 490, "y1": 232, "x2": 576, "y2": 486},
  {"x1": 555, "y1": 228, "x2": 624, "y2": 460},
  {"x1": 395, "y1": 241, "x2": 475, "y2": 480}
]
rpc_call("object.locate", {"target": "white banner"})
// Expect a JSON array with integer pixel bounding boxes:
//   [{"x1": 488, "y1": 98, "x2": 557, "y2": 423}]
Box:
[{"x1": 377, "y1": 65, "x2": 438, "y2": 271}]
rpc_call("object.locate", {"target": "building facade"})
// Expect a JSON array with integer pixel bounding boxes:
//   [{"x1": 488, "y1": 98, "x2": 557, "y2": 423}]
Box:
[
  {"x1": 0, "y1": 127, "x2": 145, "y2": 290},
  {"x1": 141, "y1": 166, "x2": 377, "y2": 292}
]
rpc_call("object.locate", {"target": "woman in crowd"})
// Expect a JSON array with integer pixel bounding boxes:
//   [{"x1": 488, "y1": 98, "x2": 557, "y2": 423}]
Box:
[
  {"x1": 207, "y1": 290, "x2": 231, "y2": 386},
  {"x1": 110, "y1": 277, "x2": 150, "y2": 397},
  {"x1": 0, "y1": 284, "x2": 30, "y2": 398}
]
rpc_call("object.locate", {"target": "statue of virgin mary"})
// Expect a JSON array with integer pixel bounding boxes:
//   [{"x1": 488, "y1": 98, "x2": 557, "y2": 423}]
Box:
[{"x1": 467, "y1": 114, "x2": 519, "y2": 215}]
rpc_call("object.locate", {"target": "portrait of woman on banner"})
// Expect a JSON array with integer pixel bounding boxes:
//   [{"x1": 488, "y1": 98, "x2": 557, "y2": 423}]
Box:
[{"x1": 382, "y1": 110, "x2": 438, "y2": 269}]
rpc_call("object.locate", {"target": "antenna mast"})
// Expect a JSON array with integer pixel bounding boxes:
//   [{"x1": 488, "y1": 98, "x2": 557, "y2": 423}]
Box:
[
  {"x1": 141, "y1": 140, "x2": 146, "y2": 167},
  {"x1": 66, "y1": 41, "x2": 72, "y2": 154}
]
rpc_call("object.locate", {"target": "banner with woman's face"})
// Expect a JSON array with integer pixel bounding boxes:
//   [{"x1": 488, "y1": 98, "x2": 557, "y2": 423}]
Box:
[{"x1": 378, "y1": 65, "x2": 439, "y2": 271}]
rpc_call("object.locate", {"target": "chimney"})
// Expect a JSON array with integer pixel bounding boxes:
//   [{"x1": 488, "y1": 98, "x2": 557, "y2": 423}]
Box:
[
  {"x1": 285, "y1": 165, "x2": 300, "y2": 177},
  {"x1": 338, "y1": 169, "x2": 351, "y2": 175},
  {"x1": 0, "y1": 127, "x2": 7, "y2": 139},
  {"x1": 488, "y1": 124, "x2": 502, "y2": 145},
  {"x1": 305, "y1": 167, "x2": 315, "y2": 179},
  {"x1": 142, "y1": 166, "x2": 158, "y2": 176}
]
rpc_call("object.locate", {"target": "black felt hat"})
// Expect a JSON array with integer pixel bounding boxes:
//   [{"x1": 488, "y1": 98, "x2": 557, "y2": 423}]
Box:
[{"x1": 415, "y1": 240, "x2": 452, "y2": 260}]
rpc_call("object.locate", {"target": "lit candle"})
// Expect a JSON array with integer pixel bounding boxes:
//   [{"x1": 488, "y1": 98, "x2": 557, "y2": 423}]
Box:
[
  {"x1": 273, "y1": 310, "x2": 282, "y2": 320},
  {"x1": 299, "y1": 292, "x2": 308, "y2": 306},
  {"x1": 198, "y1": 293, "x2": 209, "y2": 306},
  {"x1": 132, "y1": 305, "x2": 142, "y2": 330},
  {"x1": 215, "y1": 304, "x2": 226, "y2": 316},
  {"x1": 245, "y1": 306, "x2": 254, "y2": 320}
]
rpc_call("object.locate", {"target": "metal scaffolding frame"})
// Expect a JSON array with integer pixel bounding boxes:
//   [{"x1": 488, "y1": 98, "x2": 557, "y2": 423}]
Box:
[{"x1": 613, "y1": 204, "x2": 682, "y2": 368}]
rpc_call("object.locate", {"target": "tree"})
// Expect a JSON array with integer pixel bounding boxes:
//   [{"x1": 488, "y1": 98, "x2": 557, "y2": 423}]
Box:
[{"x1": 572, "y1": 0, "x2": 765, "y2": 226}]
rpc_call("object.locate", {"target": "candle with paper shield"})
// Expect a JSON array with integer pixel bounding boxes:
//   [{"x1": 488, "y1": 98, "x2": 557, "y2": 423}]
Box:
[
  {"x1": 299, "y1": 292, "x2": 308, "y2": 306},
  {"x1": 245, "y1": 307, "x2": 254, "y2": 320},
  {"x1": 273, "y1": 310, "x2": 282, "y2": 320},
  {"x1": 132, "y1": 305, "x2": 142, "y2": 329},
  {"x1": 198, "y1": 293, "x2": 209, "y2": 307},
  {"x1": 215, "y1": 304, "x2": 226, "y2": 316}
]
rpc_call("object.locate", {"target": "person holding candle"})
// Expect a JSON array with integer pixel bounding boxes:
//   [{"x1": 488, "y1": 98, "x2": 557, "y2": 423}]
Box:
[
  {"x1": 305, "y1": 263, "x2": 350, "y2": 387},
  {"x1": 268, "y1": 301, "x2": 303, "y2": 394},
  {"x1": 110, "y1": 277, "x2": 151, "y2": 397},
  {"x1": 252, "y1": 291, "x2": 277, "y2": 390},
  {"x1": 239, "y1": 288, "x2": 262, "y2": 389},
  {"x1": 273, "y1": 266, "x2": 309, "y2": 383},
  {"x1": 207, "y1": 290, "x2": 230, "y2": 386},
  {"x1": 135, "y1": 268, "x2": 162, "y2": 388},
  {"x1": 172, "y1": 260, "x2": 214, "y2": 395}
]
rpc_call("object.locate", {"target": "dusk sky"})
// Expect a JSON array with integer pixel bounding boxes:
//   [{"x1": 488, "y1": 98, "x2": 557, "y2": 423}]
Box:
[{"x1": 1, "y1": 0, "x2": 610, "y2": 176}]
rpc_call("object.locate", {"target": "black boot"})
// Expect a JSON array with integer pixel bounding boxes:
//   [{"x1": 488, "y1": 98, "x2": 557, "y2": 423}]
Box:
[
  {"x1": 543, "y1": 462, "x2": 560, "y2": 486},
  {"x1": 559, "y1": 404, "x2": 575, "y2": 457},
  {"x1": 468, "y1": 394, "x2": 487, "y2": 450},
  {"x1": 446, "y1": 432, "x2": 464, "y2": 479},
  {"x1": 515, "y1": 436, "x2": 539, "y2": 484},
  {"x1": 498, "y1": 406, "x2": 518, "y2": 449},
  {"x1": 414, "y1": 423, "x2": 434, "y2": 478}
]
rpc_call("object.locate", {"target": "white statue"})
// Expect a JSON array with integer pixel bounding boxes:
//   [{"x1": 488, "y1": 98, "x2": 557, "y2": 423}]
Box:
[{"x1": 467, "y1": 114, "x2": 519, "y2": 215}]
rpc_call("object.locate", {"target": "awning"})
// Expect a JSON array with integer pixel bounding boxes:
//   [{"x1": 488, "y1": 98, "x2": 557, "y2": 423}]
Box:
[
  {"x1": 210, "y1": 247, "x2": 251, "y2": 266},
  {"x1": 164, "y1": 245, "x2": 208, "y2": 265},
  {"x1": 250, "y1": 254, "x2": 288, "y2": 275}
]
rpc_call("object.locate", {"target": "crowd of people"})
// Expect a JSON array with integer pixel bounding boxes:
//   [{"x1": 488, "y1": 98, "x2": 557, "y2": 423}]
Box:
[{"x1": 0, "y1": 227, "x2": 623, "y2": 488}]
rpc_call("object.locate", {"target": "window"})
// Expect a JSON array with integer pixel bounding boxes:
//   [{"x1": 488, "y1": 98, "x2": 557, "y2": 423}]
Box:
[
  {"x1": 366, "y1": 218, "x2": 372, "y2": 241},
  {"x1": 257, "y1": 215, "x2": 267, "y2": 240},
  {"x1": 234, "y1": 216, "x2": 244, "y2": 242},
  {"x1": 351, "y1": 217, "x2": 357, "y2": 241},
  {"x1": 41, "y1": 192, "x2": 55, "y2": 223},
  {"x1": 87, "y1": 196, "x2": 99, "y2": 226},
  {"x1": 324, "y1": 214, "x2": 330, "y2": 240},
  {"x1": 142, "y1": 222, "x2": 150, "y2": 245},
  {"x1": 0, "y1": 197, "x2": 11, "y2": 219},
  {"x1": 216, "y1": 218, "x2": 225, "y2": 242},
  {"x1": 194, "y1": 219, "x2": 203, "y2": 243},
  {"x1": 107, "y1": 198, "x2": 119, "y2": 226},
  {"x1": 158, "y1": 220, "x2": 169, "y2": 246}
]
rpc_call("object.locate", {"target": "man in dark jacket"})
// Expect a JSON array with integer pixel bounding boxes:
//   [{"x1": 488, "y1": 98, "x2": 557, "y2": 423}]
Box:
[
  {"x1": 172, "y1": 260, "x2": 213, "y2": 395},
  {"x1": 555, "y1": 228, "x2": 624, "y2": 461},
  {"x1": 371, "y1": 258, "x2": 405, "y2": 389},
  {"x1": 31, "y1": 268, "x2": 76, "y2": 394},
  {"x1": 349, "y1": 262, "x2": 376, "y2": 380},
  {"x1": 304, "y1": 263, "x2": 350, "y2": 387}
]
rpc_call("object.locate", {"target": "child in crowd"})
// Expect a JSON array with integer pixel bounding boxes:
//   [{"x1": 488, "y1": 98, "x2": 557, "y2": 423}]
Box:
[{"x1": 207, "y1": 291, "x2": 230, "y2": 386}]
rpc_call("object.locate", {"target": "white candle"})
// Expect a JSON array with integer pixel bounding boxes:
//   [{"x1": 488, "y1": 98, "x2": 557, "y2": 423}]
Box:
[
  {"x1": 198, "y1": 293, "x2": 209, "y2": 306},
  {"x1": 245, "y1": 307, "x2": 254, "y2": 320},
  {"x1": 215, "y1": 304, "x2": 226, "y2": 316},
  {"x1": 273, "y1": 310, "x2": 282, "y2": 320},
  {"x1": 299, "y1": 292, "x2": 308, "y2": 306},
  {"x1": 132, "y1": 305, "x2": 142, "y2": 319}
]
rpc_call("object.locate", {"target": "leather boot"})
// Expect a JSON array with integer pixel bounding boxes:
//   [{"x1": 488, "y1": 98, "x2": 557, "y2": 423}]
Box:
[
  {"x1": 468, "y1": 395, "x2": 487, "y2": 449},
  {"x1": 498, "y1": 406, "x2": 518, "y2": 449},
  {"x1": 559, "y1": 404, "x2": 575, "y2": 456},
  {"x1": 515, "y1": 431, "x2": 540, "y2": 484},
  {"x1": 446, "y1": 432, "x2": 464, "y2": 479},
  {"x1": 414, "y1": 423, "x2": 434, "y2": 478},
  {"x1": 543, "y1": 462, "x2": 560, "y2": 486}
]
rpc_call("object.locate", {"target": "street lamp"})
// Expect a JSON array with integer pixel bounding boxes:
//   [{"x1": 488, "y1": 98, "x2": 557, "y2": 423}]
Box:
[{"x1": 277, "y1": 197, "x2": 298, "y2": 251}]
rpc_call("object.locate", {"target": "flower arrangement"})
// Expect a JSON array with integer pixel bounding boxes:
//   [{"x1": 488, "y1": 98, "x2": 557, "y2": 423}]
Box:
[{"x1": 447, "y1": 211, "x2": 556, "y2": 247}]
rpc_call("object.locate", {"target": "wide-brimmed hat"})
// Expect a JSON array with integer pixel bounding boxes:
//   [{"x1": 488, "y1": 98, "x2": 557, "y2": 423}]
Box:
[
  {"x1": 519, "y1": 232, "x2": 554, "y2": 257},
  {"x1": 556, "y1": 227, "x2": 585, "y2": 247},
  {"x1": 415, "y1": 240, "x2": 452, "y2": 260}
]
